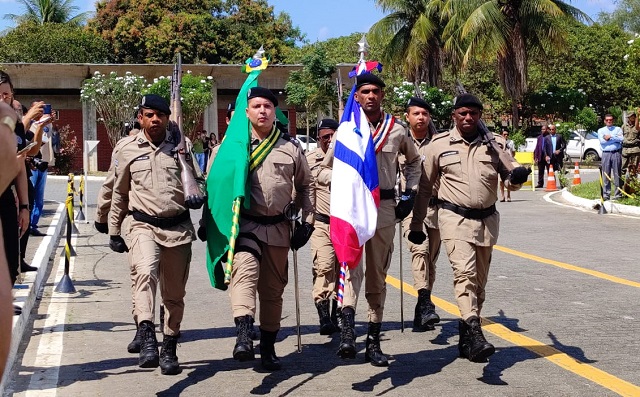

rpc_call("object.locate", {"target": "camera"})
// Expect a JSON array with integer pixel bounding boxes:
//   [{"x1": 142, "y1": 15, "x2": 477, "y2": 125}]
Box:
[{"x1": 30, "y1": 158, "x2": 48, "y2": 172}]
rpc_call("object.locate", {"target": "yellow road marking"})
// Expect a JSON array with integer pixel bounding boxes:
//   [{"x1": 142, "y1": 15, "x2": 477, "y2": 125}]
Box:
[
  {"x1": 494, "y1": 245, "x2": 640, "y2": 288},
  {"x1": 386, "y1": 276, "x2": 640, "y2": 397}
]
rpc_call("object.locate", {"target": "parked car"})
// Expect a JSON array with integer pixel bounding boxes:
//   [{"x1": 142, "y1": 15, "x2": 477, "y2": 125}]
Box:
[
  {"x1": 518, "y1": 129, "x2": 601, "y2": 161},
  {"x1": 297, "y1": 135, "x2": 317, "y2": 152}
]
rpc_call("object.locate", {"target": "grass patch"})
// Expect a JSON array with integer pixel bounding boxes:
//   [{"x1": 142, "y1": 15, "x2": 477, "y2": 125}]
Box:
[{"x1": 569, "y1": 179, "x2": 640, "y2": 206}]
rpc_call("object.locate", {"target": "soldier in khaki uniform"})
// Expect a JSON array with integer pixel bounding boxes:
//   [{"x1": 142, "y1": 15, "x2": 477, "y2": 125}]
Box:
[
  {"x1": 108, "y1": 94, "x2": 201, "y2": 376},
  {"x1": 408, "y1": 93, "x2": 528, "y2": 363},
  {"x1": 399, "y1": 97, "x2": 441, "y2": 332},
  {"x1": 214, "y1": 87, "x2": 314, "y2": 371},
  {"x1": 324, "y1": 74, "x2": 421, "y2": 366},
  {"x1": 621, "y1": 110, "x2": 640, "y2": 174},
  {"x1": 307, "y1": 118, "x2": 340, "y2": 335}
]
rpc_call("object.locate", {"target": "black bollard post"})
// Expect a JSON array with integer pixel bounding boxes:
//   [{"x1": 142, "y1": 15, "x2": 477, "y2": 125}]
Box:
[
  {"x1": 598, "y1": 166, "x2": 607, "y2": 215},
  {"x1": 55, "y1": 194, "x2": 76, "y2": 293},
  {"x1": 76, "y1": 173, "x2": 86, "y2": 221}
]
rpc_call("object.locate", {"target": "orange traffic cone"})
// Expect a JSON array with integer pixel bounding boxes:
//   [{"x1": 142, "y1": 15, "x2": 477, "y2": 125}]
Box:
[
  {"x1": 572, "y1": 162, "x2": 582, "y2": 185},
  {"x1": 545, "y1": 164, "x2": 558, "y2": 192}
]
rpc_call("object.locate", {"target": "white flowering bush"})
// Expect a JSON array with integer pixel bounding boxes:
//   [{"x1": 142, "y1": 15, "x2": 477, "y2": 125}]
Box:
[
  {"x1": 81, "y1": 71, "x2": 147, "y2": 148},
  {"x1": 390, "y1": 81, "x2": 454, "y2": 128},
  {"x1": 143, "y1": 73, "x2": 214, "y2": 140}
]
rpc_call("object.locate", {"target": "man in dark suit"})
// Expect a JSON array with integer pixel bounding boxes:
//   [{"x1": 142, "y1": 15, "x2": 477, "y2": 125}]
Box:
[{"x1": 544, "y1": 124, "x2": 566, "y2": 178}]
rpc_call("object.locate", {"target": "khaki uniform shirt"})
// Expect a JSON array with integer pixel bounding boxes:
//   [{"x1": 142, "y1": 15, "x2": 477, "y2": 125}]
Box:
[
  {"x1": 410, "y1": 127, "x2": 521, "y2": 246},
  {"x1": 622, "y1": 123, "x2": 640, "y2": 155},
  {"x1": 95, "y1": 151, "x2": 117, "y2": 224},
  {"x1": 322, "y1": 114, "x2": 422, "y2": 229},
  {"x1": 211, "y1": 135, "x2": 314, "y2": 247},
  {"x1": 399, "y1": 128, "x2": 438, "y2": 229},
  {"x1": 306, "y1": 147, "x2": 331, "y2": 216},
  {"x1": 108, "y1": 129, "x2": 196, "y2": 246}
]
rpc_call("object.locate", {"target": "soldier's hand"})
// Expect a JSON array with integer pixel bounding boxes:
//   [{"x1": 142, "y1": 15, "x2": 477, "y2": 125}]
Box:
[
  {"x1": 185, "y1": 195, "x2": 205, "y2": 210},
  {"x1": 291, "y1": 221, "x2": 314, "y2": 251},
  {"x1": 197, "y1": 223, "x2": 207, "y2": 242},
  {"x1": 407, "y1": 230, "x2": 427, "y2": 245},
  {"x1": 395, "y1": 189, "x2": 416, "y2": 220},
  {"x1": 109, "y1": 235, "x2": 129, "y2": 253},
  {"x1": 94, "y1": 221, "x2": 108, "y2": 234},
  {"x1": 509, "y1": 166, "x2": 531, "y2": 185}
]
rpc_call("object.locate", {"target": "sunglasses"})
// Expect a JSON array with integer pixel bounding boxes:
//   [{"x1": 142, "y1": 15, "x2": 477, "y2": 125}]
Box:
[{"x1": 319, "y1": 134, "x2": 334, "y2": 141}]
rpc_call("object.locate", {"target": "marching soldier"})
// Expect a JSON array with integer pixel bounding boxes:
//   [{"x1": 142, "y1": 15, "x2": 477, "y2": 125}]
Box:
[
  {"x1": 621, "y1": 109, "x2": 640, "y2": 174},
  {"x1": 407, "y1": 93, "x2": 527, "y2": 363},
  {"x1": 326, "y1": 73, "x2": 421, "y2": 366},
  {"x1": 108, "y1": 94, "x2": 199, "y2": 375},
  {"x1": 307, "y1": 118, "x2": 340, "y2": 335},
  {"x1": 214, "y1": 87, "x2": 314, "y2": 371},
  {"x1": 399, "y1": 98, "x2": 441, "y2": 332}
]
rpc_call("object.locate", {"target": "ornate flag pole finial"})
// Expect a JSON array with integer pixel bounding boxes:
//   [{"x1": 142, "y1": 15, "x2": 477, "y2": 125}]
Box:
[
  {"x1": 253, "y1": 45, "x2": 265, "y2": 60},
  {"x1": 357, "y1": 34, "x2": 369, "y2": 63}
]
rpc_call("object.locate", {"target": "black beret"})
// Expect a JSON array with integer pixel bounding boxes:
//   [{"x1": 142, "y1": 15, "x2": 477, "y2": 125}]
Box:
[
  {"x1": 355, "y1": 73, "x2": 386, "y2": 89},
  {"x1": 317, "y1": 118, "x2": 339, "y2": 131},
  {"x1": 453, "y1": 93, "x2": 483, "y2": 110},
  {"x1": 247, "y1": 86, "x2": 278, "y2": 107},
  {"x1": 226, "y1": 102, "x2": 235, "y2": 118},
  {"x1": 406, "y1": 97, "x2": 432, "y2": 112},
  {"x1": 139, "y1": 94, "x2": 171, "y2": 115}
]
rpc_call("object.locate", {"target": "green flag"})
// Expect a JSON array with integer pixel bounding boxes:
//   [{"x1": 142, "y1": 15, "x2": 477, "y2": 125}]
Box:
[{"x1": 205, "y1": 69, "x2": 262, "y2": 290}]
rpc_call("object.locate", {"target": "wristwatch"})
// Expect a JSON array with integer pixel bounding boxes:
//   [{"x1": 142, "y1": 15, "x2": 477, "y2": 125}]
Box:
[
  {"x1": 0, "y1": 115, "x2": 16, "y2": 132},
  {"x1": 19, "y1": 204, "x2": 30, "y2": 211}
]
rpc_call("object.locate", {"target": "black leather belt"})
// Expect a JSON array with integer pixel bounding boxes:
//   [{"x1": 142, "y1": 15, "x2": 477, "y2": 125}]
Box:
[
  {"x1": 428, "y1": 197, "x2": 442, "y2": 207},
  {"x1": 131, "y1": 210, "x2": 190, "y2": 228},
  {"x1": 241, "y1": 213, "x2": 286, "y2": 225},
  {"x1": 440, "y1": 201, "x2": 496, "y2": 220},
  {"x1": 603, "y1": 149, "x2": 622, "y2": 153},
  {"x1": 380, "y1": 189, "x2": 395, "y2": 200},
  {"x1": 315, "y1": 213, "x2": 330, "y2": 224}
]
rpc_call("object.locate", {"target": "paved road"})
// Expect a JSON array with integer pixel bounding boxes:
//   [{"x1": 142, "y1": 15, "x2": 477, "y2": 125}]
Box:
[{"x1": 4, "y1": 175, "x2": 639, "y2": 396}]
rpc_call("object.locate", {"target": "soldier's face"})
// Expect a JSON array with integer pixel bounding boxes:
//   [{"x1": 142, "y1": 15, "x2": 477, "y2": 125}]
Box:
[
  {"x1": 138, "y1": 108, "x2": 169, "y2": 141},
  {"x1": 355, "y1": 84, "x2": 384, "y2": 115},
  {"x1": 246, "y1": 98, "x2": 275, "y2": 133},
  {"x1": 318, "y1": 128, "x2": 335, "y2": 152},
  {"x1": 452, "y1": 106, "x2": 481, "y2": 135},
  {"x1": 405, "y1": 106, "x2": 430, "y2": 135}
]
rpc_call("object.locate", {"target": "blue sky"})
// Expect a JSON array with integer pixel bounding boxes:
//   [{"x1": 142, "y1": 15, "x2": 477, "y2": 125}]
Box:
[{"x1": 0, "y1": 0, "x2": 617, "y2": 41}]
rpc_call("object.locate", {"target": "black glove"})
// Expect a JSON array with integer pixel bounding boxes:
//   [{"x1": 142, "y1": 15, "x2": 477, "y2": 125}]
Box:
[
  {"x1": 94, "y1": 221, "x2": 108, "y2": 234},
  {"x1": 109, "y1": 235, "x2": 129, "y2": 253},
  {"x1": 509, "y1": 166, "x2": 532, "y2": 185},
  {"x1": 407, "y1": 230, "x2": 427, "y2": 245},
  {"x1": 290, "y1": 221, "x2": 314, "y2": 251},
  {"x1": 395, "y1": 189, "x2": 416, "y2": 220},
  {"x1": 197, "y1": 223, "x2": 207, "y2": 242},
  {"x1": 185, "y1": 194, "x2": 205, "y2": 210}
]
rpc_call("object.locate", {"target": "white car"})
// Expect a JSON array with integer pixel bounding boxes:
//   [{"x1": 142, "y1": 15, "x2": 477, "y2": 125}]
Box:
[
  {"x1": 296, "y1": 135, "x2": 317, "y2": 152},
  {"x1": 519, "y1": 130, "x2": 601, "y2": 161}
]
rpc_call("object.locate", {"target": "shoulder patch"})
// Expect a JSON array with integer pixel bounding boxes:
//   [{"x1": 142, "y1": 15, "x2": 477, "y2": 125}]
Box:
[{"x1": 281, "y1": 133, "x2": 301, "y2": 148}]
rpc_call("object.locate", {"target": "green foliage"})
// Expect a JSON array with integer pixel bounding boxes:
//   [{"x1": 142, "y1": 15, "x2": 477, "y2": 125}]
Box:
[
  {"x1": 0, "y1": 22, "x2": 110, "y2": 63},
  {"x1": 80, "y1": 71, "x2": 148, "y2": 148},
  {"x1": 569, "y1": 180, "x2": 600, "y2": 199},
  {"x1": 3, "y1": 0, "x2": 90, "y2": 26},
  {"x1": 525, "y1": 85, "x2": 587, "y2": 121},
  {"x1": 143, "y1": 72, "x2": 214, "y2": 140},
  {"x1": 554, "y1": 121, "x2": 576, "y2": 142},
  {"x1": 387, "y1": 81, "x2": 453, "y2": 128},
  {"x1": 575, "y1": 107, "x2": 599, "y2": 132},
  {"x1": 285, "y1": 32, "x2": 385, "y2": 65},
  {"x1": 88, "y1": 0, "x2": 302, "y2": 64},
  {"x1": 598, "y1": 0, "x2": 640, "y2": 34},
  {"x1": 509, "y1": 128, "x2": 526, "y2": 151},
  {"x1": 285, "y1": 47, "x2": 337, "y2": 131}
]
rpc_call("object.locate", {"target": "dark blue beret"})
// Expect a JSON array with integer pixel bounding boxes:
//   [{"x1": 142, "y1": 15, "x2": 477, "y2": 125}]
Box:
[
  {"x1": 247, "y1": 86, "x2": 278, "y2": 107},
  {"x1": 355, "y1": 73, "x2": 386, "y2": 89},
  {"x1": 317, "y1": 118, "x2": 339, "y2": 131},
  {"x1": 406, "y1": 97, "x2": 432, "y2": 112},
  {"x1": 140, "y1": 94, "x2": 171, "y2": 115},
  {"x1": 453, "y1": 93, "x2": 483, "y2": 110}
]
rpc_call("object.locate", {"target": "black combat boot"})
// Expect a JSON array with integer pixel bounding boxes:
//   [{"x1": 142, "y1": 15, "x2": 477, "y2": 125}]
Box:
[
  {"x1": 259, "y1": 329, "x2": 281, "y2": 371},
  {"x1": 159, "y1": 335, "x2": 181, "y2": 375},
  {"x1": 337, "y1": 307, "x2": 356, "y2": 359},
  {"x1": 330, "y1": 299, "x2": 342, "y2": 331},
  {"x1": 138, "y1": 321, "x2": 159, "y2": 368},
  {"x1": 365, "y1": 322, "x2": 388, "y2": 367},
  {"x1": 413, "y1": 289, "x2": 440, "y2": 332},
  {"x1": 233, "y1": 315, "x2": 255, "y2": 361},
  {"x1": 460, "y1": 316, "x2": 495, "y2": 362},
  {"x1": 316, "y1": 300, "x2": 337, "y2": 335},
  {"x1": 127, "y1": 323, "x2": 143, "y2": 353},
  {"x1": 159, "y1": 304, "x2": 165, "y2": 335},
  {"x1": 458, "y1": 319, "x2": 472, "y2": 358},
  {"x1": 249, "y1": 317, "x2": 259, "y2": 340}
]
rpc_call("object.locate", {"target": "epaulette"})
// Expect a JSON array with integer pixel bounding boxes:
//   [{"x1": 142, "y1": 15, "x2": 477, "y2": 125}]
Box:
[
  {"x1": 432, "y1": 129, "x2": 451, "y2": 142},
  {"x1": 114, "y1": 134, "x2": 138, "y2": 150},
  {"x1": 395, "y1": 118, "x2": 407, "y2": 129},
  {"x1": 281, "y1": 132, "x2": 301, "y2": 148}
]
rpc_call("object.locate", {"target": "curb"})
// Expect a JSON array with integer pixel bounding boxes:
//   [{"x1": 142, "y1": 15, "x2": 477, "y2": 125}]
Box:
[
  {"x1": 1, "y1": 203, "x2": 66, "y2": 392},
  {"x1": 558, "y1": 188, "x2": 640, "y2": 216}
]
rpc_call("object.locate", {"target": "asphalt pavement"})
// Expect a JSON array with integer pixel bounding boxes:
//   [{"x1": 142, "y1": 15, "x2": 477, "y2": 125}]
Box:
[{"x1": 2, "y1": 171, "x2": 639, "y2": 397}]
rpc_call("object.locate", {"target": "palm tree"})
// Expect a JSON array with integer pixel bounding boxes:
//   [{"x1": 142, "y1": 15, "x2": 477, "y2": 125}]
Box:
[
  {"x1": 442, "y1": 0, "x2": 590, "y2": 127},
  {"x1": 369, "y1": 0, "x2": 446, "y2": 87},
  {"x1": 4, "y1": 0, "x2": 90, "y2": 26}
]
